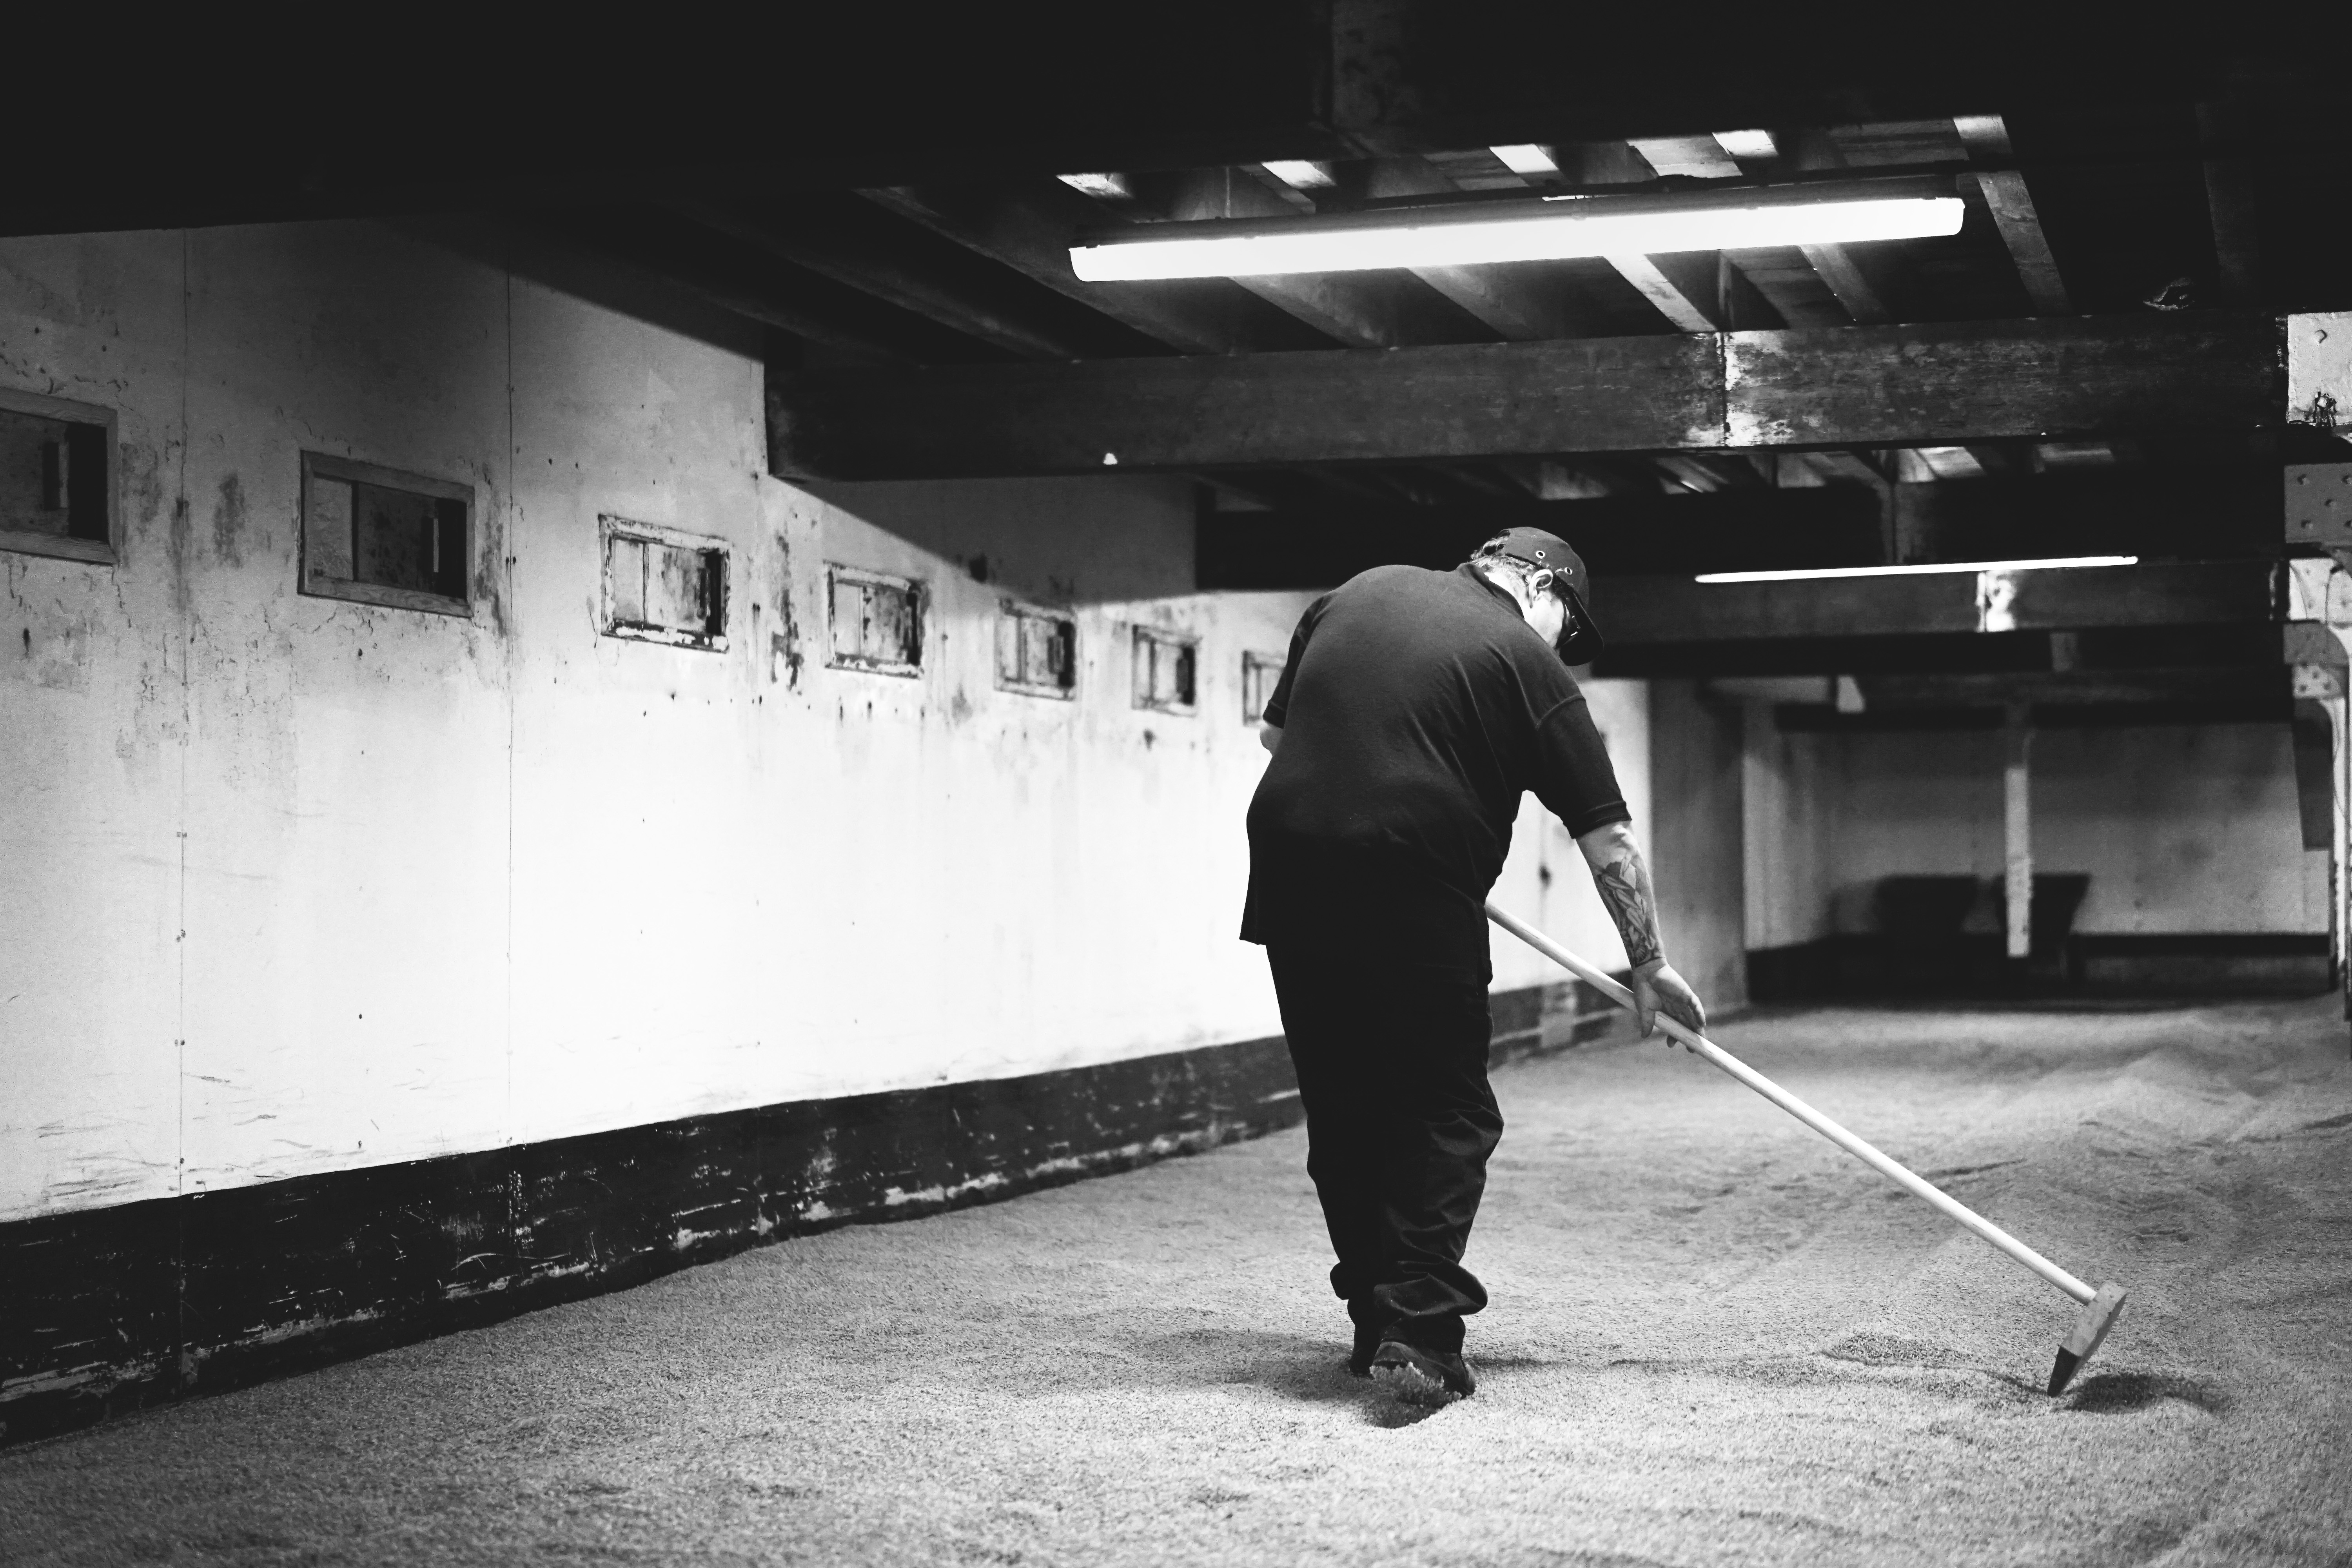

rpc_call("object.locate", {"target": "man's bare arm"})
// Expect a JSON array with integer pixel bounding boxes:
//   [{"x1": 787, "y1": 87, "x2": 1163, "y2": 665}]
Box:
[{"x1": 1573, "y1": 820, "x2": 1706, "y2": 1044}]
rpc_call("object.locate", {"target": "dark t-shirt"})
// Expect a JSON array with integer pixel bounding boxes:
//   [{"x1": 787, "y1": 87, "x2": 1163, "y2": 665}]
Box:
[{"x1": 1241, "y1": 563, "x2": 1631, "y2": 976}]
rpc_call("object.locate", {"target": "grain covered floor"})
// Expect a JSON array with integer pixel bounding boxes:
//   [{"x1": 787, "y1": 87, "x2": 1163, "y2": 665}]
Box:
[{"x1": 6, "y1": 998, "x2": 2351, "y2": 1566}]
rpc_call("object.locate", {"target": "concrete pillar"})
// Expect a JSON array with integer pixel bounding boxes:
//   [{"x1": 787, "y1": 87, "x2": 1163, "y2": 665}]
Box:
[
  {"x1": 1650, "y1": 680, "x2": 1748, "y2": 1012},
  {"x1": 2004, "y1": 708, "x2": 2033, "y2": 961},
  {"x1": 2286, "y1": 315, "x2": 2352, "y2": 1033}
]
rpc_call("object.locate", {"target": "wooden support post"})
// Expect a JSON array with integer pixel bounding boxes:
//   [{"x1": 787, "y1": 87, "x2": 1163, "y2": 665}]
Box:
[
  {"x1": 2198, "y1": 102, "x2": 2262, "y2": 308},
  {"x1": 2005, "y1": 706, "x2": 2033, "y2": 961},
  {"x1": 2324, "y1": 634, "x2": 2350, "y2": 1041}
]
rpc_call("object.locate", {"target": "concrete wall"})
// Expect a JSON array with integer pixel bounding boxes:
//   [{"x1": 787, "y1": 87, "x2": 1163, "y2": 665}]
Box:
[
  {"x1": 0, "y1": 221, "x2": 1306, "y2": 1224},
  {"x1": 2035, "y1": 726, "x2": 2328, "y2": 936},
  {"x1": 1742, "y1": 711, "x2": 1835, "y2": 951},
  {"x1": 1488, "y1": 680, "x2": 1653, "y2": 988},
  {"x1": 0, "y1": 220, "x2": 1666, "y2": 1228},
  {"x1": 1649, "y1": 682, "x2": 1748, "y2": 1011},
  {"x1": 1738, "y1": 720, "x2": 2324, "y2": 944}
]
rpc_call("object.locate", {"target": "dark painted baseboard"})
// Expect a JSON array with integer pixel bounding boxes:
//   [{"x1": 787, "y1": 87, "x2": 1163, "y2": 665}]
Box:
[
  {"x1": 2067, "y1": 933, "x2": 2333, "y2": 993},
  {"x1": 1, "y1": 979, "x2": 1615, "y2": 1449},
  {"x1": 1748, "y1": 933, "x2": 2333, "y2": 1002}
]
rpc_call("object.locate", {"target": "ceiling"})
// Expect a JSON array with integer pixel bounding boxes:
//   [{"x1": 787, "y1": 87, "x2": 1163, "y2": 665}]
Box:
[{"x1": 9, "y1": 9, "x2": 2345, "y2": 714}]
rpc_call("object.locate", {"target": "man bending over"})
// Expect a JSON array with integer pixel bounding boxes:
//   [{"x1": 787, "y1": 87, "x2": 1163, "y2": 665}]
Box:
[{"x1": 1242, "y1": 527, "x2": 1707, "y2": 1405}]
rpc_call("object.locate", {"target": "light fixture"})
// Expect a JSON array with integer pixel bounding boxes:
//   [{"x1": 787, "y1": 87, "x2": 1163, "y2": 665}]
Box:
[
  {"x1": 1713, "y1": 129, "x2": 1779, "y2": 161},
  {"x1": 1488, "y1": 143, "x2": 1559, "y2": 176},
  {"x1": 1057, "y1": 172, "x2": 1133, "y2": 201},
  {"x1": 1069, "y1": 178, "x2": 1963, "y2": 281},
  {"x1": 1259, "y1": 159, "x2": 1336, "y2": 190},
  {"x1": 1694, "y1": 555, "x2": 2136, "y2": 584}
]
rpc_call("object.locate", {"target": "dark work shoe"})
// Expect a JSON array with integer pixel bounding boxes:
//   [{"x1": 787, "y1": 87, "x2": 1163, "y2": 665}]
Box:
[
  {"x1": 1348, "y1": 1321, "x2": 1383, "y2": 1377},
  {"x1": 1370, "y1": 1340, "x2": 1476, "y2": 1405}
]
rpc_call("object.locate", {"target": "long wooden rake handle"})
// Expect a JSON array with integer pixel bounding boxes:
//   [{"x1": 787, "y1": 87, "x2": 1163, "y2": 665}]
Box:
[{"x1": 1486, "y1": 902, "x2": 2096, "y2": 1307}]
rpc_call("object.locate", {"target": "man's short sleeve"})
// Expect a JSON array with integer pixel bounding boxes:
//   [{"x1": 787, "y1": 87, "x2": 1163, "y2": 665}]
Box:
[
  {"x1": 1530, "y1": 694, "x2": 1631, "y2": 837},
  {"x1": 1259, "y1": 593, "x2": 1330, "y2": 730}
]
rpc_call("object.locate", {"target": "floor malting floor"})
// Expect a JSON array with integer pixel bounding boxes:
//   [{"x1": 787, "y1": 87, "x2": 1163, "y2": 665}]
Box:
[{"x1": 6, "y1": 998, "x2": 2350, "y2": 1567}]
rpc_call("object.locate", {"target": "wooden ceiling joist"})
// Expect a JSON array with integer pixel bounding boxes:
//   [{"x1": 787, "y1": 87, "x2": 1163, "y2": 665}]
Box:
[
  {"x1": 6, "y1": 11, "x2": 2328, "y2": 242},
  {"x1": 858, "y1": 183, "x2": 1314, "y2": 355},
  {"x1": 1339, "y1": 157, "x2": 1599, "y2": 341},
  {"x1": 529, "y1": 210, "x2": 963, "y2": 363},
  {"x1": 1602, "y1": 560, "x2": 2282, "y2": 648},
  {"x1": 1744, "y1": 128, "x2": 1902, "y2": 327},
  {"x1": 1954, "y1": 115, "x2": 2073, "y2": 315},
  {"x1": 769, "y1": 313, "x2": 2281, "y2": 480},
  {"x1": 1159, "y1": 169, "x2": 1481, "y2": 349},
  {"x1": 1798, "y1": 244, "x2": 1893, "y2": 324},
  {"x1": 671, "y1": 196, "x2": 1115, "y2": 360},
  {"x1": 2197, "y1": 102, "x2": 2263, "y2": 307},
  {"x1": 1610, "y1": 255, "x2": 1723, "y2": 334}
]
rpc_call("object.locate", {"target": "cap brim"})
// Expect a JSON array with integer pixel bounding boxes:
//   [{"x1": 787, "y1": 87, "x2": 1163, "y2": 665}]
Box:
[{"x1": 1557, "y1": 584, "x2": 1606, "y2": 664}]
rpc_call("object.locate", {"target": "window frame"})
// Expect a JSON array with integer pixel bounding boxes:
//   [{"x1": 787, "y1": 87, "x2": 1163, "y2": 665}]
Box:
[
  {"x1": 825, "y1": 564, "x2": 926, "y2": 677},
  {"x1": 995, "y1": 598, "x2": 1078, "y2": 701},
  {"x1": 1131, "y1": 624, "x2": 1200, "y2": 716},
  {"x1": 298, "y1": 450, "x2": 475, "y2": 619},
  {"x1": 599, "y1": 515, "x2": 731, "y2": 652},
  {"x1": 1240, "y1": 650, "x2": 1286, "y2": 724},
  {"x1": 0, "y1": 385, "x2": 117, "y2": 566}
]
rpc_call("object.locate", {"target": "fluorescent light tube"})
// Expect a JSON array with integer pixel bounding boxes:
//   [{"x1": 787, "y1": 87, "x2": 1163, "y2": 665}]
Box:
[
  {"x1": 1694, "y1": 555, "x2": 2137, "y2": 584},
  {"x1": 1071, "y1": 185, "x2": 1964, "y2": 281}
]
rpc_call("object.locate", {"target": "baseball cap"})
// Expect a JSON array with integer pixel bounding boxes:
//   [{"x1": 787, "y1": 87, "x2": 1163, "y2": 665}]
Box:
[{"x1": 1490, "y1": 526, "x2": 1606, "y2": 664}]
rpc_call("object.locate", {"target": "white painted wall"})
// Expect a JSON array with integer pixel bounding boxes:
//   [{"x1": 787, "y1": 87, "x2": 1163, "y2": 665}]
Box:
[
  {"x1": 1489, "y1": 680, "x2": 1653, "y2": 987},
  {"x1": 2034, "y1": 725, "x2": 2328, "y2": 935},
  {"x1": 1738, "y1": 720, "x2": 2323, "y2": 944},
  {"x1": 0, "y1": 221, "x2": 1660, "y2": 1225},
  {"x1": 1742, "y1": 713, "x2": 1835, "y2": 949}
]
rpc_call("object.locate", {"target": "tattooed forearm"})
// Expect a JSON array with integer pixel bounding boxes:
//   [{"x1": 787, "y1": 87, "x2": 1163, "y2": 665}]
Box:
[
  {"x1": 1592, "y1": 860, "x2": 1661, "y2": 967},
  {"x1": 1575, "y1": 822, "x2": 1664, "y2": 968}
]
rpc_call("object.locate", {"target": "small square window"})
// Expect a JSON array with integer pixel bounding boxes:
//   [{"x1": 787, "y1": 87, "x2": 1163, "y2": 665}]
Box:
[
  {"x1": 301, "y1": 452, "x2": 472, "y2": 616},
  {"x1": 1132, "y1": 626, "x2": 1198, "y2": 715},
  {"x1": 1241, "y1": 651, "x2": 1287, "y2": 724},
  {"x1": 827, "y1": 565, "x2": 924, "y2": 675},
  {"x1": 0, "y1": 387, "x2": 115, "y2": 566},
  {"x1": 601, "y1": 517, "x2": 728, "y2": 650},
  {"x1": 996, "y1": 601, "x2": 1076, "y2": 699}
]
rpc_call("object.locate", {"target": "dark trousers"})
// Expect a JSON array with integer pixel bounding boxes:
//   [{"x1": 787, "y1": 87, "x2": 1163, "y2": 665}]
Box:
[{"x1": 1266, "y1": 945, "x2": 1503, "y2": 1354}]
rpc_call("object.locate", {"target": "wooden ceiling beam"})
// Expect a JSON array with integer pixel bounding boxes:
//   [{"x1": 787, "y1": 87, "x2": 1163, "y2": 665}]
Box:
[
  {"x1": 2198, "y1": 102, "x2": 2263, "y2": 307},
  {"x1": 4, "y1": 14, "x2": 2323, "y2": 240},
  {"x1": 1657, "y1": 455, "x2": 1728, "y2": 493},
  {"x1": 1203, "y1": 456, "x2": 2278, "y2": 592},
  {"x1": 769, "y1": 313, "x2": 2283, "y2": 480},
  {"x1": 670, "y1": 196, "x2": 1111, "y2": 360},
  {"x1": 1953, "y1": 115, "x2": 2073, "y2": 316},
  {"x1": 1496, "y1": 457, "x2": 1657, "y2": 499},
  {"x1": 1798, "y1": 243, "x2": 1893, "y2": 324},
  {"x1": 1196, "y1": 484, "x2": 1884, "y2": 589},
  {"x1": 1337, "y1": 157, "x2": 1600, "y2": 340},
  {"x1": 533, "y1": 210, "x2": 958, "y2": 363},
  {"x1": 1759, "y1": 127, "x2": 1901, "y2": 326},
  {"x1": 1568, "y1": 141, "x2": 1785, "y2": 332},
  {"x1": 1601, "y1": 559, "x2": 2280, "y2": 646},
  {"x1": 857, "y1": 182, "x2": 1312, "y2": 355},
  {"x1": 1612, "y1": 244, "x2": 1786, "y2": 334},
  {"x1": 1577, "y1": 141, "x2": 1722, "y2": 330},
  {"x1": 1609, "y1": 254, "x2": 1722, "y2": 334},
  {"x1": 1154, "y1": 168, "x2": 1482, "y2": 349}
]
